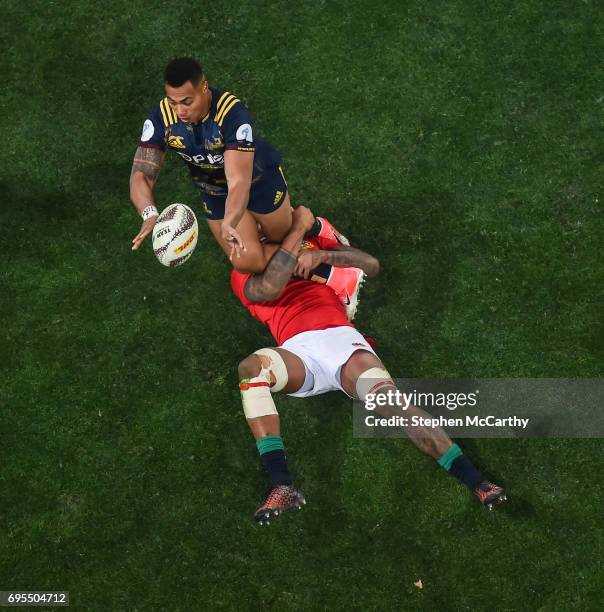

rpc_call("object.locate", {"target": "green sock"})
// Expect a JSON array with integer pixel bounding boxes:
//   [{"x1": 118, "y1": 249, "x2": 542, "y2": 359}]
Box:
[
  {"x1": 256, "y1": 435, "x2": 285, "y2": 455},
  {"x1": 437, "y1": 443, "x2": 463, "y2": 471}
]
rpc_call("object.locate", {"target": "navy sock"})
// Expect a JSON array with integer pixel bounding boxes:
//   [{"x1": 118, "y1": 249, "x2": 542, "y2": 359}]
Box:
[
  {"x1": 438, "y1": 443, "x2": 483, "y2": 491},
  {"x1": 304, "y1": 218, "x2": 322, "y2": 238},
  {"x1": 260, "y1": 449, "x2": 293, "y2": 487},
  {"x1": 449, "y1": 455, "x2": 483, "y2": 491},
  {"x1": 300, "y1": 219, "x2": 332, "y2": 282}
]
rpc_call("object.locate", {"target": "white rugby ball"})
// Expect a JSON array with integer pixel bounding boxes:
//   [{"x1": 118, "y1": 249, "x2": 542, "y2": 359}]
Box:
[{"x1": 152, "y1": 203, "x2": 199, "y2": 267}]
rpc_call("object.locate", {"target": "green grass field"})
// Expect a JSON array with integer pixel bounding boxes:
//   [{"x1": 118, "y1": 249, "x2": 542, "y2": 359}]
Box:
[{"x1": 2, "y1": 1, "x2": 603, "y2": 610}]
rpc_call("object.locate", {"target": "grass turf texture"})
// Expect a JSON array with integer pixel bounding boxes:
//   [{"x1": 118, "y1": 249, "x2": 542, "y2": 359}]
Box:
[{"x1": 1, "y1": 0, "x2": 603, "y2": 610}]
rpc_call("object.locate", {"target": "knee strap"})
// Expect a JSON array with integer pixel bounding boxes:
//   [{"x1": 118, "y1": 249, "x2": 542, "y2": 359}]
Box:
[
  {"x1": 239, "y1": 373, "x2": 278, "y2": 419},
  {"x1": 253, "y1": 348, "x2": 289, "y2": 393},
  {"x1": 355, "y1": 367, "x2": 394, "y2": 400},
  {"x1": 239, "y1": 349, "x2": 289, "y2": 419}
]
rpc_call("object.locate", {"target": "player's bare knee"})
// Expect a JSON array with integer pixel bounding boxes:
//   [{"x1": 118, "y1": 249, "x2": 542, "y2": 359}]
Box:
[{"x1": 238, "y1": 354, "x2": 262, "y2": 380}]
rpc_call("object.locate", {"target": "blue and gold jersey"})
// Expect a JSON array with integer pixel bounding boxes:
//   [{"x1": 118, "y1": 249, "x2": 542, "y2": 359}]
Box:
[{"x1": 139, "y1": 88, "x2": 281, "y2": 197}]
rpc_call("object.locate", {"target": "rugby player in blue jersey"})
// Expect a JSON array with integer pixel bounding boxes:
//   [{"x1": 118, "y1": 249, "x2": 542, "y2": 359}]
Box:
[{"x1": 130, "y1": 57, "x2": 362, "y2": 309}]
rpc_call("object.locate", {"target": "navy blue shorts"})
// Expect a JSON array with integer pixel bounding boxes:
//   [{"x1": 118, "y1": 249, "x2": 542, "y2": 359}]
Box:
[{"x1": 199, "y1": 165, "x2": 288, "y2": 221}]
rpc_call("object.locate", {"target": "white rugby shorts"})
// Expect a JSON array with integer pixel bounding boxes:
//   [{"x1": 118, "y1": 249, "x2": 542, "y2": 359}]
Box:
[{"x1": 280, "y1": 326, "x2": 376, "y2": 398}]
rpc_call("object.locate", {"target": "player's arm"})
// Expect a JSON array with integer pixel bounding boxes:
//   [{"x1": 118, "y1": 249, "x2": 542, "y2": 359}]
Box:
[
  {"x1": 295, "y1": 245, "x2": 380, "y2": 279},
  {"x1": 219, "y1": 99, "x2": 256, "y2": 258},
  {"x1": 244, "y1": 207, "x2": 315, "y2": 303},
  {"x1": 130, "y1": 146, "x2": 166, "y2": 250},
  {"x1": 222, "y1": 149, "x2": 254, "y2": 257}
]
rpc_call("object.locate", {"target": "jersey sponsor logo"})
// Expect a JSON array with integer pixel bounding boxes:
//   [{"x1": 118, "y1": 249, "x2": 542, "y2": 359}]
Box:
[
  {"x1": 176, "y1": 151, "x2": 224, "y2": 165},
  {"x1": 141, "y1": 119, "x2": 154, "y2": 142},
  {"x1": 205, "y1": 137, "x2": 224, "y2": 150},
  {"x1": 236, "y1": 123, "x2": 253, "y2": 142},
  {"x1": 168, "y1": 135, "x2": 186, "y2": 149}
]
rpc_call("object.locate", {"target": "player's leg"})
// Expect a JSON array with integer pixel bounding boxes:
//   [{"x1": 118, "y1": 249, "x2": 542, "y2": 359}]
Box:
[
  {"x1": 205, "y1": 201, "x2": 331, "y2": 280},
  {"x1": 249, "y1": 191, "x2": 293, "y2": 243},
  {"x1": 206, "y1": 212, "x2": 281, "y2": 273},
  {"x1": 249, "y1": 194, "x2": 365, "y2": 318},
  {"x1": 249, "y1": 196, "x2": 348, "y2": 247},
  {"x1": 340, "y1": 350, "x2": 507, "y2": 510},
  {"x1": 242, "y1": 166, "x2": 338, "y2": 283},
  {"x1": 202, "y1": 166, "x2": 292, "y2": 272},
  {"x1": 238, "y1": 347, "x2": 308, "y2": 524},
  {"x1": 238, "y1": 347, "x2": 307, "y2": 438},
  {"x1": 246, "y1": 165, "x2": 293, "y2": 243},
  {"x1": 340, "y1": 350, "x2": 452, "y2": 459}
]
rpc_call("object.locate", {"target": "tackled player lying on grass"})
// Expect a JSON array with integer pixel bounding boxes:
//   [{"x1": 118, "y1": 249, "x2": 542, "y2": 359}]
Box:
[{"x1": 232, "y1": 206, "x2": 507, "y2": 524}]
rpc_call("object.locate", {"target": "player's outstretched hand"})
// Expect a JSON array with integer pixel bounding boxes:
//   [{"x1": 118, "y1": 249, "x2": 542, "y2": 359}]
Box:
[
  {"x1": 132, "y1": 217, "x2": 157, "y2": 251},
  {"x1": 292, "y1": 205, "x2": 315, "y2": 233},
  {"x1": 222, "y1": 222, "x2": 246, "y2": 260}
]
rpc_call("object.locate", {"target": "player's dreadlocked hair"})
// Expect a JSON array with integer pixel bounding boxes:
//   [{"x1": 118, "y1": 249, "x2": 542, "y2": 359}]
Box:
[{"x1": 164, "y1": 57, "x2": 205, "y2": 87}]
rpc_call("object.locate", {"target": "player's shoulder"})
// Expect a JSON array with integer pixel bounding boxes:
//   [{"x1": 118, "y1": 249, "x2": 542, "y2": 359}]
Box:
[
  {"x1": 149, "y1": 96, "x2": 179, "y2": 128},
  {"x1": 230, "y1": 268, "x2": 253, "y2": 301},
  {"x1": 212, "y1": 87, "x2": 249, "y2": 127},
  {"x1": 140, "y1": 98, "x2": 175, "y2": 147}
]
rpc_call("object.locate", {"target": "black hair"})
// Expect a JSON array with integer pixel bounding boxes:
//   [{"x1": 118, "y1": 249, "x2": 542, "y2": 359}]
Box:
[{"x1": 164, "y1": 57, "x2": 205, "y2": 87}]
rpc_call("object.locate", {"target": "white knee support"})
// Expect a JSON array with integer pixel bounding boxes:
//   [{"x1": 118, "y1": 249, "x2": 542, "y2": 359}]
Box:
[
  {"x1": 253, "y1": 348, "x2": 289, "y2": 393},
  {"x1": 355, "y1": 367, "x2": 394, "y2": 400},
  {"x1": 239, "y1": 349, "x2": 289, "y2": 419}
]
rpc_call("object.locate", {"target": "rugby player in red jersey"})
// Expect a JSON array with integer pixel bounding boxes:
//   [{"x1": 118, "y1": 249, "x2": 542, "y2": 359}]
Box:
[{"x1": 232, "y1": 206, "x2": 507, "y2": 524}]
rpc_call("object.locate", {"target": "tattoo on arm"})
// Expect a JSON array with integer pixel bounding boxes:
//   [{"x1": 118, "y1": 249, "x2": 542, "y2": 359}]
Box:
[
  {"x1": 244, "y1": 249, "x2": 297, "y2": 302},
  {"x1": 130, "y1": 146, "x2": 165, "y2": 184},
  {"x1": 322, "y1": 246, "x2": 380, "y2": 277}
]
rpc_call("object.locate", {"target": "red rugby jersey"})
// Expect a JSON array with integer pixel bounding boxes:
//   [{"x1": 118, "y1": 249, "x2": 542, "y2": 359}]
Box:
[{"x1": 231, "y1": 272, "x2": 353, "y2": 345}]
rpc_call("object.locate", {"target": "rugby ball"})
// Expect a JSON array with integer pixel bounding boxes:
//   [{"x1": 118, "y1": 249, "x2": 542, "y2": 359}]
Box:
[{"x1": 152, "y1": 203, "x2": 199, "y2": 267}]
